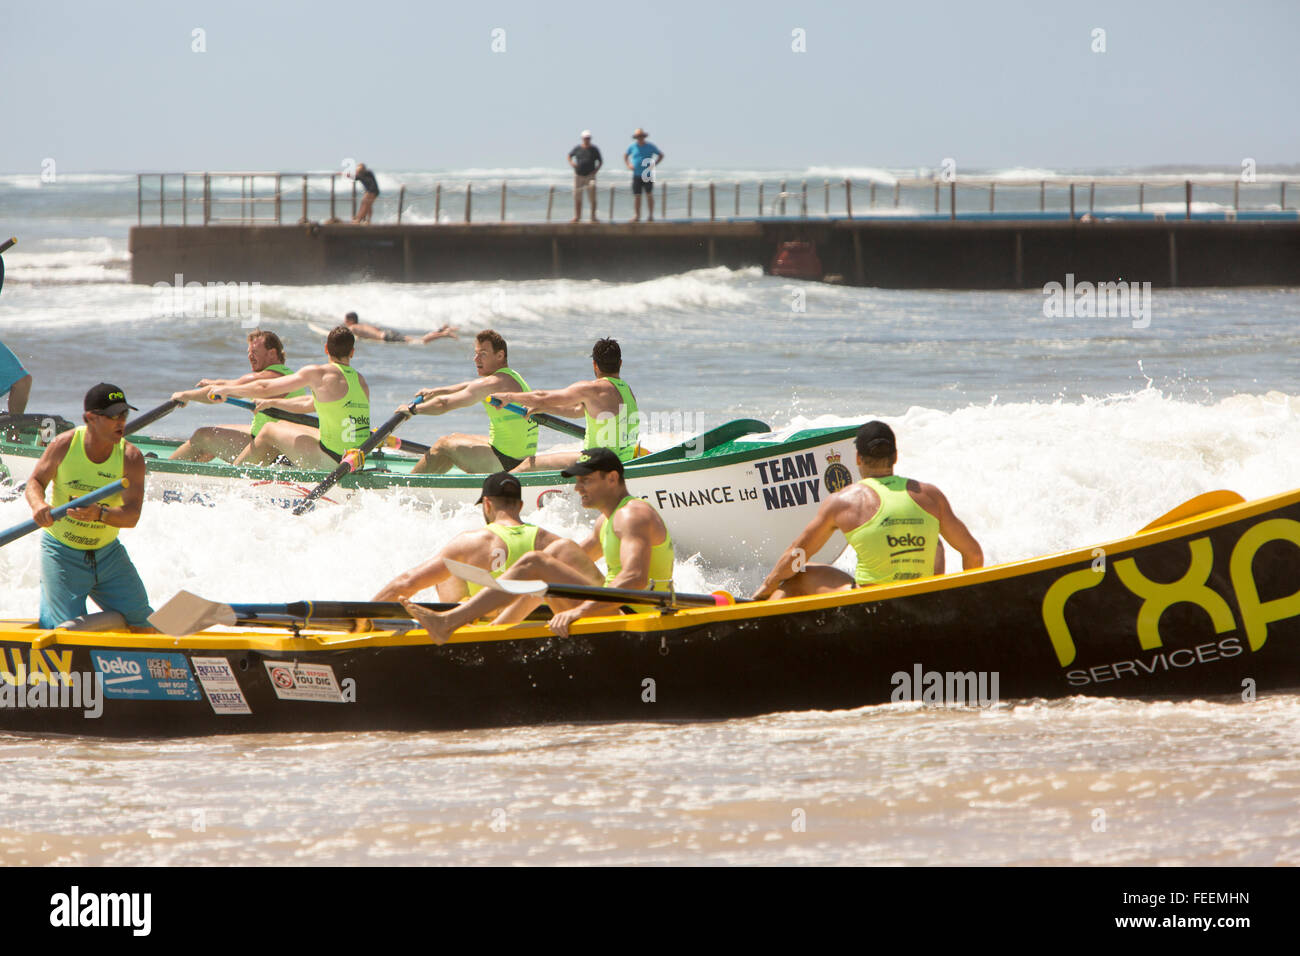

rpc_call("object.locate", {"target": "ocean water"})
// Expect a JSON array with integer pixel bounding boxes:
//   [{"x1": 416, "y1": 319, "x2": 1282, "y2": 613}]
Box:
[{"x1": 0, "y1": 171, "x2": 1298, "y2": 865}]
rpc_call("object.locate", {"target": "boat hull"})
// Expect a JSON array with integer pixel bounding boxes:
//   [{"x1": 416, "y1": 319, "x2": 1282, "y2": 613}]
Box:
[{"x1": 2, "y1": 486, "x2": 1297, "y2": 737}]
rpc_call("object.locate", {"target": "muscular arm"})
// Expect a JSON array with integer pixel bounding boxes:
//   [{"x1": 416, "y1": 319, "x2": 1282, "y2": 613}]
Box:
[
  {"x1": 566, "y1": 507, "x2": 659, "y2": 620},
  {"x1": 256, "y1": 394, "x2": 316, "y2": 414},
  {"x1": 24, "y1": 433, "x2": 71, "y2": 525},
  {"x1": 105, "y1": 445, "x2": 147, "y2": 528},
  {"x1": 536, "y1": 528, "x2": 602, "y2": 583},
  {"x1": 926, "y1": 485, "x2": 983, "y2": 571},
  {"x1": 492, "y1": 381, "x2": 593, "y2": 420},
  {"x1": 753, "y1": 494, "x2": 847, "y2": 600},
  {"x1": 413, "y1": 372, "x2": 512, "y2": 417},
  {"x1": 214, "y1": 366, "x2": 320, "y2": 401}
]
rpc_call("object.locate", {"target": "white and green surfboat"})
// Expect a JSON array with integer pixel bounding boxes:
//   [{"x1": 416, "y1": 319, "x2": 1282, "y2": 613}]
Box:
[{"x1": 0, "y1": 412, "x2": 862, "y2": 567}]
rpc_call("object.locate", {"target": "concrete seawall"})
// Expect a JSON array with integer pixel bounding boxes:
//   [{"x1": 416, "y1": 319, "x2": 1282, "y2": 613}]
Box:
[{"x1": 129, "y1": 219, "x2": 1300, "y2": 288}]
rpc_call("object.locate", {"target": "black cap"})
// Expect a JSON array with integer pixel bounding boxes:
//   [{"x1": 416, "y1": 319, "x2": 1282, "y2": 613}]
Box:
[
  {"x1": 476, "y1": 471, "x2": 523, "y2": 504},
  {"x1": 561, "y1": 447, "x2": 625, "y2": 478},
  {"x1": 84, "y1": 383, "x2": 137, "y2": 417},
  {"x1": 855, "y1": 421, "x2": 896, "y2": 458}
]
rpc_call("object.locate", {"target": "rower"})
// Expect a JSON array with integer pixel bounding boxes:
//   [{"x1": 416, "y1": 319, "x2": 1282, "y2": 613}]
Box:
[
  {"x1": 209, "y1": 326, "x2": 371, "y2": 470},
  {"x1": 406, "y1": 329, "x2": 540, "y2": 474},
  {"x1": 402, "y1": 446, "x2": 675, "y2": 642},
  {"x1": 367, "y1": 471, "x2": 597, "y2": 626},
  {"x1": 344, "y1": 310, "x2": 456, "y2": 345},
  {"x1": 169, "y1": 329, "x2": 306, "y2": 461},
  {"x1": 24, "y1": 384, "x2": 154, "y2": 631},
  {"x1": 489, "y1": 337, "x2": 640, "y2": 472},
  {"x1": 752, "y1": 421, "x2": 983, "y2": 601}
]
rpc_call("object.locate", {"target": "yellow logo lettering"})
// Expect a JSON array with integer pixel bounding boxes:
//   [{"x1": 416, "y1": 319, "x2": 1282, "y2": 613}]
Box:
[
  {"x1": 1042, "y1": 567, "x2": 1105, "y2": 666},
  {"x1": 1228, "y1": 518, "x2": 1300, "y2": 651},
  {"x1": 1114, "y1": 538, "x2": 1235, "y2": 651}
]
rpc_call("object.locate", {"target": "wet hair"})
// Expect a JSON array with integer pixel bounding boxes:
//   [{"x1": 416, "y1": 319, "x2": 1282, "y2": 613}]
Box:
[
  {"x1": 855, "y1": 421, "x2": 898, "y2": 462},
  {"x1": 591, "y1": 337, "x2": 622, "y2": 375},
  {"x1": 344, "y1": 312, "x2": 359, "y2": 323},
  {"x1": 326, "y1": 326, "x2": 356, "y2": 360},
  {"x1": 476, "y1": 329, "x2": 508, "y2": 362},
  {"x1": 247, "y1": 329, "x2": 285, "y2": 363}
]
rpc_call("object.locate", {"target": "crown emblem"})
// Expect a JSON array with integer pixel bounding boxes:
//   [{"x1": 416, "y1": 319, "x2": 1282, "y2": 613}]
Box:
[{"x1": 826, "y1": 450, "x2": 841, "y2": 464}]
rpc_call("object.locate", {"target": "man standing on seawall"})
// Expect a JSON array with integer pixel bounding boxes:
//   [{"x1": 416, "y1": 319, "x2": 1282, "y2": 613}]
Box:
[
  {"x1": 25, "y1": 384, "x2": 153, "y2": 631},
  {"x1": 351, "y1": 163, "x2": 381, "y2": 224},
  {"x1": 624, "y1": 129, "x2": 664, "y2": 222},
  {"x1": 569, "y1": 130, "x2": 603, "y2": 223}
]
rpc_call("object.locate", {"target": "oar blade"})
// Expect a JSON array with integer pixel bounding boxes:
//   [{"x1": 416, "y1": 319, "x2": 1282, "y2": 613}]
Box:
[
  {"x1": 444, "y1": 558, "x2": 549, "y2": 596},
  {"x1": 1139, "y1": 490, "x2": 1245, "y2": 532},
  {"x1": 149, "y1": 590, "x2": 238, "y2": 636}
]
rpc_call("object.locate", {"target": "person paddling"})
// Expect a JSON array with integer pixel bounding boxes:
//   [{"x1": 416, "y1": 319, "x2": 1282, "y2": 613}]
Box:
[
  {"x1": 344, "y1": 311, "x2": 455, "y2": 345},
  {"x1": 402, "y1": 447, "x2": 675, "y2": 641},
  {"x1": 489, "y1": 337, "x2": 640, "y2": 472},
  {"x1": 25, "y1": 384, "x2": 154, "y2": 631},
  {"x1": 169, "y1": 329, "x2": 305, "y2": 462},
  {"x1": 406, "y1": 330, "x2": 540, "y2": 474},
  {"x1": 753, "y1": 421, "x2": 983, "y2": 600},
  {"x1": 367, "y1": 471, "x2": 597, "y2": 627},
  {"x1": 209, "y1": 326, "x2": 371, "y2": 470}
]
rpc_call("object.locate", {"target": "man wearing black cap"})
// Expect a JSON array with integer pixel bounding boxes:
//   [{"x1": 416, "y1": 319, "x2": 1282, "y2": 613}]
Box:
[
  {"x1": 24, "y1": 384, "x2": 154, "y2": 630},
  {"x1": 369, "y1": 471, "x2": 596, "y2": 627},
  {"x1": 401, "y1": 447, "x2": 675, "y2": 641},
  {"x1": 753, "y1": 421, "x2": 982, "y2": 600}
]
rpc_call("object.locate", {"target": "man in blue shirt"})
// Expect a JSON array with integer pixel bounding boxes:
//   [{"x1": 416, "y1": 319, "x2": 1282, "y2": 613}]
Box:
[{"x1": 624, "y1": 128, "x2": 665, "y2": 222}]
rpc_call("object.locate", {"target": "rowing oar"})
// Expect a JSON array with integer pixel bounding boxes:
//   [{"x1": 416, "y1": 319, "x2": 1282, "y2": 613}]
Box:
[
  {"x1": 1138, "y1": 490, "x2": 1245, "y2": 532},
  {"x1": 149, "y1": 590, "x2": 458, "y2": 636},
  {"x1": 291, "y1": 395, "x2": 423, "y2": 515},
  {"x1": 124, "y1": 399, "x2": 184, "y2": 435},
  {"x1": 0, "y1": 479, "x2": 127, "y2": 548},
  {"x1": 487, "y1": 397, "x2": 585, "y2": 439},
  {"x1": 220, "y1": 396, "x2": 433, "y2": 455},
  {"x1": 444, "y1": 558, "x2": 743, "y2": 609}
]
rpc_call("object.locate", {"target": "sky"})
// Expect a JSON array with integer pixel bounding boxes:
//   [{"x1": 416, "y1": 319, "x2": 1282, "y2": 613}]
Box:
[{"x1": 3, "y1": 0, "x2": 1298, "y2": 173}]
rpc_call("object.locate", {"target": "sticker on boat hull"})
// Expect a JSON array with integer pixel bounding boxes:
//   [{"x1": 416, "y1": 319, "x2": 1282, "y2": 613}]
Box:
[
  {"x1": 191, "y1": 656, "x2": 252, "y2": 715},
  {"x1": 90, "y1": 651, "x2": 202, "y2": 701},
  {"x1": 263, "y1": 660, "x2": 343, "y2": 702}
]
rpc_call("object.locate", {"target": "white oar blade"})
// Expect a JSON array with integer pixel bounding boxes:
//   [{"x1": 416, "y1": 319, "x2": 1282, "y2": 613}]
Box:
[
  {"x1": 444, "y1": 558, "x2": 548, "y2": 597},
  {"x1": 149, "y1": 590, "x2": 238, "y2": 636}
]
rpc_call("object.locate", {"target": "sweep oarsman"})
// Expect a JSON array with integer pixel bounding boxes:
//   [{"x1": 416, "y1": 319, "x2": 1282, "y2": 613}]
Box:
[
  {"x1": 402, "y1": 447, "x2": 675, "y2": 641},
  {"x1": 753, "y1": 421, "x2": 983, "y2": 600},
  {"x1": 366, "y1": 471, "x2": 597, "y2": 627},
  {"x1": 25, "y1": 384, "x2": 154, "y2": 631},
  {"x1": 490, "y1": 337, "x2": 640, "y2": 472},
  {"x1": 208, "y1": 326, "x2": 371, "y2": 469},
  {"x1": 169, "y1": 329, "x2": 305, "y2": 462}
]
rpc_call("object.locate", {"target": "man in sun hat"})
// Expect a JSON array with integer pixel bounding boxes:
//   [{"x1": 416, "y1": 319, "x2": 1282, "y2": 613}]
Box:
[
  {"x1": 624, "y1": 128, "x2": 665, "y2": 222},
  {"x1": 24, "y1": 383, "x2": 155, "y2": 630},
  {"x1": 568, "y1": 130, "x2": 603, "y2": 222}
]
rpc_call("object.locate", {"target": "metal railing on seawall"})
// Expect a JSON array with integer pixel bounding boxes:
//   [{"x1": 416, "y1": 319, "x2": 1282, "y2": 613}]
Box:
[{"x1": 137, "y1": 172, "x2": 1300, "y2": 226}]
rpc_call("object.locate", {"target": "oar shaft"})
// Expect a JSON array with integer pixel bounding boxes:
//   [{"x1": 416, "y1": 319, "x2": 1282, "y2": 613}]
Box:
[
  {"x1": 0, "y1": 479, "x2": 127, "y2": 548},
  {"x1": 125, "y1": 399, "x2": 183, "y2": 435},
  {"x1": 230, "y1": 600, "x2": 457, "y2": 619},
  {"x1": 542, "y1": 582, "x2": 730, "y2": 608},
  {"x1": 223, "y1": 396, "x2": 432, "y2": 454},
  {"x1": 490, "y1": 398, "x2": 585, "y2": 439},
  {"x1": 0, "y1": 237, "x2": 14, "y2": 255}
]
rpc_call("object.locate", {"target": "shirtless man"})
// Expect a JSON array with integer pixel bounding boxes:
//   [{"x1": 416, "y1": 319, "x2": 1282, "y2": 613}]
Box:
[
  {"x1": 490, "y1": 337, "x2": 640, "y2": 472},
  {"x1": 169, "y1": 329, "x2": 303, "y2": 462},
  {"x1": 208, "y1": 326, "x2": 371, "y2": 470},
  {"x1": 406, "y1": 329, "x2": 540, "y2": 475},
  {"x1": 368, "y1": 471, "x2": 597, "y2": 627},
  {"x1": 752, "y1": 421, "x2": 983, "y2": 600},
  {"x1": 401, "y1": 447, "x2": 675, "y2": 642},
  {"x1": 344, "y1": 311, "x2": 456, "y2": 345}
]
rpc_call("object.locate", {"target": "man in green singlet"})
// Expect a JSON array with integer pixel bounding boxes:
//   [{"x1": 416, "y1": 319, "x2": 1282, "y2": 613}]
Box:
[
  {"x1": 169, "y1": 329, "x2": 304, "y2": 461},
  {"x1": 365, "y1": 471, "x2": 597, "y2": 628},
  {"x1": 489, "y1": 337, "x2": 640, "y2": 472},
  {"x1": 753, "y1": 421, "x2": 983, "y2": 601},
  {"x1": 208, "y1": 326, "x2": 371, "y2": 470},
  {"x1": 401, "y1": 447, "x2": 675, "y2": 641},
  {"x1": 405, "y1": 329, "x2": 540, "y2": 475},
  {"x1": 25, "y1": 383, "x2": 154, "y2": 630}
]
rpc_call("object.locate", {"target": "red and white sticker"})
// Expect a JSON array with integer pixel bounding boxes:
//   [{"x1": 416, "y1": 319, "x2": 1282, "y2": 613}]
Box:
[{"x1": 263, "y1": 660, "x2": 344, "y2": 703}]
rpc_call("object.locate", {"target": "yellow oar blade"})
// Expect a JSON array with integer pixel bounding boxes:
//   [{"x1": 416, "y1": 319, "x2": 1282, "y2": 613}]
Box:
[{"x1": 1139, "y1": 490, "x2": 1245, "y2": 533}]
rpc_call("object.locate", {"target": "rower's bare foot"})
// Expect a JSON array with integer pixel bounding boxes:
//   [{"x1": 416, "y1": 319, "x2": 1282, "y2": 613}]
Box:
[{"x1": 399, "y1": 597, "x2": 457, "y2": 645}]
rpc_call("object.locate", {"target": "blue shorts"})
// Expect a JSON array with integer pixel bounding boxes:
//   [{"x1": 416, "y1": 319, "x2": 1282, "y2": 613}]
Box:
[
  {"x1": 39, "y1": 534, "x2": 154, "y2": 629},
  {"x1": 0, "y1": 341, "x2": 28, "y2": 396}
]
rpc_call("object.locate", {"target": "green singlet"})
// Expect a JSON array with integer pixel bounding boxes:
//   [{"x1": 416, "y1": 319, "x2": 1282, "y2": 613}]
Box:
[
  {"x1": 47, "y1": 426, "x2": 123, "y2": 551},
  {"x1": 465, "y1": 523, "x2": 540, "y2": 596},
  {"x1": 600, "y1": 495, "x2": 674, "y2": 613},
  {"x1": 483, "y1": 368, "x2": 539, "y2": 460},
  {"x1": 250, "y1": 364, "x2": 307, "y2": 437},
  {"x1": 315, "y1": 362, "x2": 370, "y2": 455},
  {"x1": 843, "y1": 475, "x2": 940, "y2": 586},
  {"x1": 584, "y1": 377, "x2": 639, "y2": 462}
]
